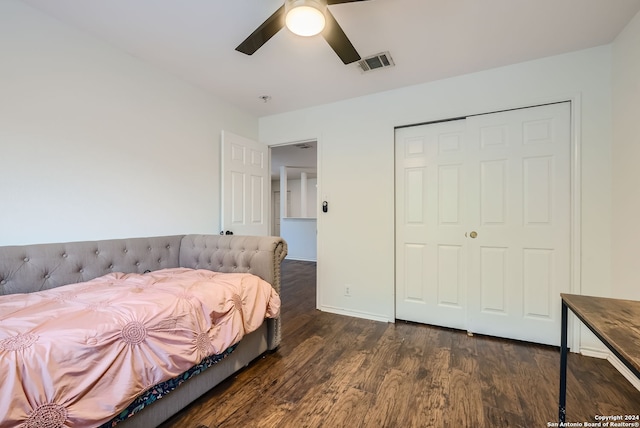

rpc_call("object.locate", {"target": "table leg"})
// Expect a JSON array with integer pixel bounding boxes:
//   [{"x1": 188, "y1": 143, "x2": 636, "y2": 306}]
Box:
[{"x1": 559, "y1": 300, "x2": 568, "y2": 423}]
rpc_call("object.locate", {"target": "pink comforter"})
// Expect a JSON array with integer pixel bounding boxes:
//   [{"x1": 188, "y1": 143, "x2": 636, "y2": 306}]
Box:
[{"x1": 0, "y1": 268, "x2": 280, "y2": 427}]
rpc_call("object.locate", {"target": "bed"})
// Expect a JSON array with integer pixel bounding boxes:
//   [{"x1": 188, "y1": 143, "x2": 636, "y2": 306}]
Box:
[{"x1": 0, "y1": 234, "x2": 287, "y2": 428}]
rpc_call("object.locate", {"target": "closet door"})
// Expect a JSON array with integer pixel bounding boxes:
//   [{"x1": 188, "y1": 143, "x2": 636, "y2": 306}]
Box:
[
  {"x1": 395, "y1": 102, "x2": 571, "y2": 346},
  {"x1": 465, "y1": 103, "x2": 571, "y2": 346},
  {"x1": 395, "y1": 119, "x2": 468, "y2": 330}
]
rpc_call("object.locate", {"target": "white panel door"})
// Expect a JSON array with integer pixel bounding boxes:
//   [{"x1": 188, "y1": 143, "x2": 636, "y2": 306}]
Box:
[
  {"x1": 395, "y1": 119, "x2": 468, "y2": 330},
  {"x1": 466, "y1": 103, "x2": 571, "y2": 345},
  {"x1": 395, "y1": 102, "x2": 571, "y2": 346},
  {"x1": 221, "y1": 130, "x2": 269, "y2": 236}
]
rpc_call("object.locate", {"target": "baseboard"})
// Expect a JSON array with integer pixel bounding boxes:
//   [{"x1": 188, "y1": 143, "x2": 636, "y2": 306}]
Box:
[
  {"x1": 579, "y1": 346, "x2": 609, "y2": 359},
  {"x1": 284, "y1": 256, "x2": 317, "y2": 262},
  {"x1": 580, "y1": 346, "x2": 640, "y2": 392},
  {"x1": 608, "y1": 353, "x2": 640, "y2": 392},
  {"x1": 318, "y1": 304, "x2": 392, "y2": 323}
]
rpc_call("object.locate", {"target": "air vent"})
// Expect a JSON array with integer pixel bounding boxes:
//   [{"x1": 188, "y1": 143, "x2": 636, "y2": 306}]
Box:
[{"x1": 357, "y1": 51, "x2": 395, "y2": 73}]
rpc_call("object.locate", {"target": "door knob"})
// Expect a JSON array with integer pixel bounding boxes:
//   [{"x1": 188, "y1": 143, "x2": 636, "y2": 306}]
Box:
[{"x1": 469, "y1": 231, "x2": 478, "y2": 239}]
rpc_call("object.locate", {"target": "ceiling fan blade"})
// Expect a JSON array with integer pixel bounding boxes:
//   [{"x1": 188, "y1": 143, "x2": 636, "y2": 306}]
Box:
[
  {"x1": 236, "y1": 5, "x2": 286, "y2": 55},
  {"x1": 321, "y1": 9, "x2": 361, "y2": 64},
  {"x1": 327, "y1": 0, "x2": 371, "y2": 4}
]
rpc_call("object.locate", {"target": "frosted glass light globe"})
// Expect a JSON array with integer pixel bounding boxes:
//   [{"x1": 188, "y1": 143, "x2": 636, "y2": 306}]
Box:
[{"x1": 286, "y1": 5, "x2": 326, "y2": 37}]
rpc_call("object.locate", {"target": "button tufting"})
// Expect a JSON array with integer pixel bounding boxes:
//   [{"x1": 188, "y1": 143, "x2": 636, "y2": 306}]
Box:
[
  {"x1": 44, "y1": 274, "x2": 50, "y2": 279},
  {"x1": 95, "y1": 250, "x2": 99, "y2": 255},
  {"x1": 109, "y1": 264, "x2": 114, "y2": 269},
  {"x1": 124, "y1": 249, "x2": 128, "y2": 253},
  {"x1": 147, "y1": 247, "x2": 151, "y2": 251},
  {"x1": 23, "y1": 257, "x2": 29, "y2": 262},
  {"x1": 62, "y1": 253, "x2": 68, "y2": 258},
  {"x1": 135, "y1": 262, "x2": 140, "y2": 266},
  {"x1": 79, "y1": 268, "x2": 84, "y2": 273},
  {"x1": 0, "y1": 280, "x2": 6, "y2": 285}
]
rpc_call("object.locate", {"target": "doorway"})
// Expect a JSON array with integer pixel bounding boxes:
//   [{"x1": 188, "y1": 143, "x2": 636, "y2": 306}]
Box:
[
  {"x1": 270, "y1": 141, "x2": 318, "y2": 262},
  {"x1": 395, "y1": 102, "x2": 572, "y2": 346}
]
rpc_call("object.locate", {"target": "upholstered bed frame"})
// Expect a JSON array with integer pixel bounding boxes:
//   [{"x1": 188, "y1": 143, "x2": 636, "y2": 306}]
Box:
[{"x1": 0, "y1": 234, "x2": 287, "y2": 427}]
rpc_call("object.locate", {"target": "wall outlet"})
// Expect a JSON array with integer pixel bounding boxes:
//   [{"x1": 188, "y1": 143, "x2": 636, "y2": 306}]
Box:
[{"x1": 344, "y1": 285, "x2": 351, "y2": 297}]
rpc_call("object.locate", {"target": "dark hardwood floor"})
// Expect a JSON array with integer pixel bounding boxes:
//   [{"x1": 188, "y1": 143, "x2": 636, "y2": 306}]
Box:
[{"x1": 160, "y1": 260, "x2": 640, "y2": 427}]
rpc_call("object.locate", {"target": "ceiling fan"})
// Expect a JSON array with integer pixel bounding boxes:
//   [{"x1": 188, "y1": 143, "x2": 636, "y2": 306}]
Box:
[{"x1": 235, "y1": 0, "x2": 371, "y2": 65}]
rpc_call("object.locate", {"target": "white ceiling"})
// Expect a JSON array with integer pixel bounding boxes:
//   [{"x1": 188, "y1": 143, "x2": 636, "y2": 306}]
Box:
[{"x1": 21, "y1": 0, "x2": 640, "y2": 117}]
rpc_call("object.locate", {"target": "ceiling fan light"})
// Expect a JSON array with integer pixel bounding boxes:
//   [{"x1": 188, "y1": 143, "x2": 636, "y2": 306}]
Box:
[{"x1": 285, "y1": 0, "x2": 326, "y2": 37}]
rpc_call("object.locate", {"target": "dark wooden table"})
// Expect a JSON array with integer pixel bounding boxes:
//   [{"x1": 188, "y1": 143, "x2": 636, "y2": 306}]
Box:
[{"x1": 559, "y1": 293, "x2": 640, "y2": 422}]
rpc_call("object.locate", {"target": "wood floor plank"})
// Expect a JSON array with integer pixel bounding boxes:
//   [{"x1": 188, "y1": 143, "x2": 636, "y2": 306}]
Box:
[
  {"x1": 409, "y1": 378, "x2": 447, "y2": 428},
  {"x1": 476, "y1": 340, "x2": 524, "y2": 416},
  {"x1": 277, "y1": 347, "x2": 368, "y2": 427},
  {"x1": 159, "y1": 260, "x2": 640, "y2": 428},
  {"x1": 361, "y1": 368, "x2": 415, "y2": 428},
  {"x1": 446, "y1": 367, "x2": 485, "y2": 427},
  {"x1": 483, "y1": 405, "x2": 527, "y2": 428},
  {"x1": 321, "y1": 386, "x2": 372, "y2": 428}
]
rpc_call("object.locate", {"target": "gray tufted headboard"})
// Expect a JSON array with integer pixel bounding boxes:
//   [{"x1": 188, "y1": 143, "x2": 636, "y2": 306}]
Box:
[
  {"x1": 0, "y1": 234, "x2": 287, "y2": 347},
  {"x1": 179, "y1": 234, "x2": 286, "y2": 296},
  {"x1": 0, "y1": 236, "x2": 184, "y2": 295}
]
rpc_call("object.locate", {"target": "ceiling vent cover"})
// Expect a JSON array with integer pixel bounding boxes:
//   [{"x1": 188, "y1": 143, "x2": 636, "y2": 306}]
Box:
[{"x1": 357, "y1": 51, "x2": 395, "y2": 73}]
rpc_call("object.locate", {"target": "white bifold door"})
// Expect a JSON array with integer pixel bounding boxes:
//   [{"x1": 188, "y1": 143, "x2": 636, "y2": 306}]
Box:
[{"x1": 395, "y1": 103, "x2": 571, "y2": 346}]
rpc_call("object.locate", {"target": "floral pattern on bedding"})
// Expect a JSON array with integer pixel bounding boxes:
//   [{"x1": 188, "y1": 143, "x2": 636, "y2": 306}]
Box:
[{"x1": 0, "y1": 268, "x2": 280, "y2": 428}]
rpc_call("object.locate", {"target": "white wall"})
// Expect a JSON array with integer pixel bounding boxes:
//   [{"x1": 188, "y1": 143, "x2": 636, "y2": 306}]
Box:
[
  {"x1": 280, "y1": 218, "x2": 317, "y2": 261},
  {"x1": 0, "y1": 0, "x2": 257, "y2": 245},
  {"x1": 612, "y1": 10, "x2": 640, "y2": 301},
  {"x1": 261, "y1": 46, "x2": 614, "y2": 347}
]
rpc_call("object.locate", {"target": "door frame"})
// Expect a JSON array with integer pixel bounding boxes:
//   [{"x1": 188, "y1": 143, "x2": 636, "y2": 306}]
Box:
[
  {"x1": 268, "y1": 137, "x2": 321, "y2": 306},
  {"x1": 393, "y1": 94, "x2": 582, "y2": 352}
]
